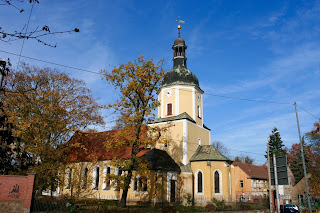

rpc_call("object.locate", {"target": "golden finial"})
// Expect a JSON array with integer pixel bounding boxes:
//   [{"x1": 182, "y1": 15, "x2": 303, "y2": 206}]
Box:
[{"x1": 176, "y1": 17, "x2": 185, "y2": 38}]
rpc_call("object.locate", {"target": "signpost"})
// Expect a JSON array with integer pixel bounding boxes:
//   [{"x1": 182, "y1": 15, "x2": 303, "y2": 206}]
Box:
[{"x1": 270, "y1": 155, "x2": 288, "y2": 186}]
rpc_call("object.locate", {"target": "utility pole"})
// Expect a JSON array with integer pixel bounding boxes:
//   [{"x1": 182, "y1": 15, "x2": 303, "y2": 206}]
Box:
[
  {"x1": 273, "y1": 153, "x2": 280, "y2": 213},
  {"x1": 267, "y1": 139, "x2": 273, "y2": 213},
  {"x1": 294, "y1": 101, "x2": 312, "y2": 213}
]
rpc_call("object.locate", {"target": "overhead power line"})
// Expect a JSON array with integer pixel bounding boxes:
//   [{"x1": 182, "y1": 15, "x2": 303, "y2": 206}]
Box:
[
  {"x1": 296, "y1": 104, "x2": 319, "y2": 120},
  {"x1": 18, "y1": 0, "x2": 35, "y2": 65},
  {"x1": 1, "y1": 49, "x2": 319, "y2": 119},
  {"x1": 0, "y1": 49, "x2": 103, "y2": 76},
  {"x1": 202, "y1": 92, "x2": 291, "y2": 105}
]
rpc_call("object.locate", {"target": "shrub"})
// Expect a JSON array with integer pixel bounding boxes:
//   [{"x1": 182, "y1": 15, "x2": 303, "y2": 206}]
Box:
[
  {"x1": 212, "y1": 198, "x2": 225, "y2": 211},
  {"x1": 185, "y1": 193, "x2": 195, "y2": 206},
  {"x1": 205, "y1": 203, "x2": 216, "y2": 212},
  {"x1": 162, "y1": 205, "x2": 177, "y2": 213}
]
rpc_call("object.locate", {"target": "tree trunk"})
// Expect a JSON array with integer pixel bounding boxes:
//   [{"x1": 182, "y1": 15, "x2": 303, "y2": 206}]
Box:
[{"x1": 119, "y1": 168, "x2": 133, "y2": 208}]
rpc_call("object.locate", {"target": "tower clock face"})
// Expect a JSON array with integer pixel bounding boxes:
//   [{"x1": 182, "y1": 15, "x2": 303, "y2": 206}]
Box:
[
  {"x1": 197, "y1": 94, "x2": 201, "y2": 102},
  {"x1": 166, "y1": 90, "x2": 173, "y2": 97}
]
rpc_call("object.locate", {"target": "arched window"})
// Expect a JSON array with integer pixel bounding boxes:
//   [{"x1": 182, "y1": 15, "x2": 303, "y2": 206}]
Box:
[
  {"x1": 167, "y1": 103, "x2": 172, "y2": 115},
  {"x1": 197, "y1": 171, "x2": 203, "y2": 193},
  {"x1": 81, "y1": 167, "x2": 88, "y2": 189},
  {"x1": 66, "y1": 167, "x2": 72, "y2": 189},
  {"x1": 103, "y1": 165, "x2": 111, "y2": 190},
  {"x1": 93, "y1": 166, "x2": 100, "y2": 190},
  {"x1": 214, "y1": 171, "x2": 220, "y2": 193}
]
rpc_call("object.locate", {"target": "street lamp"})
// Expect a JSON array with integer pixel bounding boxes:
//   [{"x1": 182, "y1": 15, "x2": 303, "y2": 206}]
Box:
[{"x1": 267, "y1": 130, "x2": 280, "y2": 213}]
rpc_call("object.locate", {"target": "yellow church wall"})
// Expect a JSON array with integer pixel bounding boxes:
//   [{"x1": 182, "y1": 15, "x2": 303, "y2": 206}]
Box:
[
  {"x1": 187, "y1": 121, "x2": 210, "y2": 162},
  {"x1": 194, "y1": 90, "x2": 203, "y2": 126},
  {"x1": 150, "y1": 121, "x2": 184, "y2": 164},
  {"x1": 191, "y1": 161, "x2": 233, "y2": 202},
  {"x1": 179, "y1": 87, "x2": 193, "y2": 119},
  {"x1": 60, "y1": 161, "x2": 178, "y2": 202},
  {"x1": 160, "y1": 87, "x2": 177, "y2": 118}
]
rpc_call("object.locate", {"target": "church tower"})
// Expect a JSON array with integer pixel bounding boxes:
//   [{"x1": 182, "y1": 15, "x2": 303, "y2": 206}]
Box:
[
  {"x1": 158, "y1": 25, "x2": 204, "y2": 127},
  {"x1": 151, "y1": 25, "x2": 211, "y2": 165}
]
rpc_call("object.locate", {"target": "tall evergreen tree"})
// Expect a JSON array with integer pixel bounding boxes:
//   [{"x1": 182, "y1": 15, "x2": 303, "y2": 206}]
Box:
[{"x1": 265, "y1": 127, "x2": 286, "y2": 158}]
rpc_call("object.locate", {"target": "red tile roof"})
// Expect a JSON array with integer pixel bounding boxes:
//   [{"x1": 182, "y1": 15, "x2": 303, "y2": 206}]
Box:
[
  {"x1": 233, "y1": 162, "x2": 268, "y2": 180},
  {"x1": 66, "y1": 130, "x2": 148, "y2": 162}
]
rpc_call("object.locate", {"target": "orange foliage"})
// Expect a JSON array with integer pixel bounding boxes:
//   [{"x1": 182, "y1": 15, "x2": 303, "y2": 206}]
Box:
[
  {"x1": 2, "y1": 63, "x2": 104, "y2": 188},
  {"x1": 285, "y1": 143, "x2": 316, "y2": 165},
  {"x1": 101, "y1": 55, "x2": 166, "y2": 207}
]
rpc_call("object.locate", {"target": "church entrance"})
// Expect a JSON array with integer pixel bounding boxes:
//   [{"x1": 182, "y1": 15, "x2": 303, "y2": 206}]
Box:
[{"x1": 170, "y1": 180, "x2": 176, "y2": 202}]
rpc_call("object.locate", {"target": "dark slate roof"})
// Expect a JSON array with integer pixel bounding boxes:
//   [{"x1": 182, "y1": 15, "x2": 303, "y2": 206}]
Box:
[
  {"x1": 180, "y1": 163, "x2": 192, "y2": 173},
  {"x1": 162, "y1": 66, "x2": 200, "y2": 89},
  {"x1": 190, "y1": 145, "x2": 230, "y2": 162},
  {"x1": 143, "y1": 149, "x2": 180, "y2": 172},
  {"x1": 150, "y1": 112, "x2": 195, "y2": 124},
  {"x1": 233, "y1": 162, "x2": 268, "y2": 180},
  {"x1": 174, "y1": 37, "x2": 185, "y2": 45}
]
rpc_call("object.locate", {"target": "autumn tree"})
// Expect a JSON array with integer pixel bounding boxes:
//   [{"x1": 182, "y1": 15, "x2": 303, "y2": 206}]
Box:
[
  {"x1": 306, "y1": 130, "x2": 320, "y2": 157},
  {"x1": 265, "y1": 127, "x2": 286, "y2": 158},
  {"x1": 306, "y1": 125, "x2": 320, "y2": 194},
  {"x1": 2, "y1": 63, "x2": 104, "y2": 190},
  {"x1": 1, "y1": 0, "x2": 79, "y2": 47},
  {"x1": 286, "y1": 137, "x2": 314, "y2": 183},
  {"x1": 234, "y1": 155, "x2": 255, "y2": 164},
  {"x1": 102, "y1": 55, "x2": 166, "y2": 208}
]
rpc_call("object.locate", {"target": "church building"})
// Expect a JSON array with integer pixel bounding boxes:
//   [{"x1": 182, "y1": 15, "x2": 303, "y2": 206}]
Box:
[
  {"x1": 150, "y1": 25, "x2": 235, "y2": 202},
  {"x1": 59, "y1": 25, "x2": 237, "y2": 204}
]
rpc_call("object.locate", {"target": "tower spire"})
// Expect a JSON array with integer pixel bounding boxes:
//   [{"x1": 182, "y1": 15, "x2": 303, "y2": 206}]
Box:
[{"x1": 172, "y1": 23, "x2": 187, "y2": 69}]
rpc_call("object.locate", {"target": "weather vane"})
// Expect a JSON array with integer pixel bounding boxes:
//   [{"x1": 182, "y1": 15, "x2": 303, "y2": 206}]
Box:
[{"x1": 176, "y1": 17, "x2": 185, "y2": 38}]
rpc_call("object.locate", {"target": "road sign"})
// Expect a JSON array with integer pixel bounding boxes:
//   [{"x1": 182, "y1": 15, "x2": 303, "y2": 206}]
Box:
[{"x1": 270, "y1": 155, "x2": 288, "y2": 185}]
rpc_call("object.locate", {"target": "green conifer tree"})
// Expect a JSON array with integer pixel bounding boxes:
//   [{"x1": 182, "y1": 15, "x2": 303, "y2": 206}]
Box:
[{"x1": 265, "y1": 127, "x2": 286, "y2": 158}]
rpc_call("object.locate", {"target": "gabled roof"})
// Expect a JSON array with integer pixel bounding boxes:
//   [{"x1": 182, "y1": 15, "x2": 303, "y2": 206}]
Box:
[
  {"x1": 233, "y1": 162, "x2": 268, "y2": 180},
  {"x1": 66, "y1": 130, "x2": 143, "y2": 162},
  {"x1": 149, "y1": 112, "x2": 211, "y2": 130},
  {"x1": 150, "y1": 112, "x2": 195, "y2": 124},
  {"x1": 66, "y1": 130, "x2": 180, "y2": 171},
  {"x1": 190, "y1": 145, "x2": 230, "y2": 162}
]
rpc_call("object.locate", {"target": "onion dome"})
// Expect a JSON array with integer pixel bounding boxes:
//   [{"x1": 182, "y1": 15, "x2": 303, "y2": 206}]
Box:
[{"x1": 162, "y1": 25, "x2": 201, "y2": 89}]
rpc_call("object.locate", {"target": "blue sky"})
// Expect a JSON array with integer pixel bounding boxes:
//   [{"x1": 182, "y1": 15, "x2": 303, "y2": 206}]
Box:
[{"x1": 1, "y1": 0, "x2": 320, "y2": 165}]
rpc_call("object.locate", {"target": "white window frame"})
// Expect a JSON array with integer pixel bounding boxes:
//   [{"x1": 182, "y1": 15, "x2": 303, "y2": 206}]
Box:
[
  {"x1": 167, "y1": 171, "x2": 178, "y2": 201},
  {"x1": 65, "y1": 167, "x2": 72, "y2": 189},
  {"x1": 213, "y1": 169, "x2": 222, "y2": 195},
  {"x1": 92, "y1": 165, "x2": 100, "y2": 190},
  {"x1": 132, "y1": 175, "x2": 148, "y2": 194},
  {"x1": 103, "y1": 165, "x2": 111, "y2": 190},
  {"x1": 195, "y1": 169, "x2": 204, "y2": 195},
  {"x1": 81, "y1": 166, "x2": 88, "y2": 189}
]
